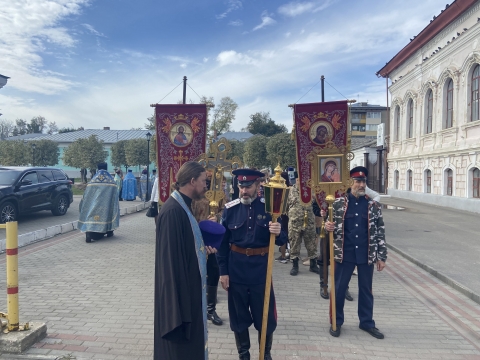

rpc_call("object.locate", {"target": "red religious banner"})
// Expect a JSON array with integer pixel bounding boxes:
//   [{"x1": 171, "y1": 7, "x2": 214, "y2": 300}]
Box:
[
  {"x1": 155, "y1": 104, "x2": 207, "y2": 204},
  {"x1": 293, "y1": 101, "x2": 350, "y2": 208}
]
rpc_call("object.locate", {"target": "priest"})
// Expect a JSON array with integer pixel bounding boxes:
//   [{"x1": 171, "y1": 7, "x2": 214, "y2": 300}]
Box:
[
  {"x1": 154, "y1": 161, "x2": 217, "y2": 360},
  {"x1": 122, "y1": 169, "x2": 138, "y2": 201}
]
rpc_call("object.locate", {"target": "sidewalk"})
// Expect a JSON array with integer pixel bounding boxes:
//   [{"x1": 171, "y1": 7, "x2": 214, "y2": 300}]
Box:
[{"x1": 1, "y1": 212, "x2": 480, "y2": 359}]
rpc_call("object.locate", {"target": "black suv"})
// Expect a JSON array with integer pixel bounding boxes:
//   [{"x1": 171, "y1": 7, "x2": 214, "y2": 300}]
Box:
[{"x1": 0, "y1": 167, "x2": 74, "y2": 223}]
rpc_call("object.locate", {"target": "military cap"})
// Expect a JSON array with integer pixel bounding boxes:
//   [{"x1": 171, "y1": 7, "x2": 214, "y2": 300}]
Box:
[
  {"x1": 232, "y1": 168, "x2": 264, "y2": 187},
  {"x1": 350, "y1": 166, "x2": 368, "y2": 179},
  {"x1": 199, "y1": 220, "x2": 226, "y2": 249}
]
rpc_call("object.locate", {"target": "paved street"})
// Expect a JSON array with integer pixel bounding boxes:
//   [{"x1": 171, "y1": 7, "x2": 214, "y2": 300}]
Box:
[
  {"x1": 0, "y1": 196, "x2": 148, "y2": 240},
  {"x1": 381, "y1": 197, "x2": 480, "y2": 298},
  {"x1": 1, "y1": 211, "x2": 479, "y2": 359}
]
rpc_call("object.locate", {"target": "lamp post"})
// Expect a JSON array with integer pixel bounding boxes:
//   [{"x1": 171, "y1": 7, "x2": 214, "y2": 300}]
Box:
[
  {"x1": 31, "y1": 143, "x2": 36, "y2": 167},
  {"x1": 146, "y1": 132, "x2": 152, "y2": 201}
]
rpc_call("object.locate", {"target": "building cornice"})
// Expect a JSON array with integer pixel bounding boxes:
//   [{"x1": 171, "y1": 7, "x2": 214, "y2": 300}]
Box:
[{"x1": 377, "y1": 0, "x2": 478, "y2": 78}]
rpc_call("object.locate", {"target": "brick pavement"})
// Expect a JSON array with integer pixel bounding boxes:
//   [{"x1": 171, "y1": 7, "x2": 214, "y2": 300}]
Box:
[{"x1": 0, "y1": 212, "x2": 479, "y2": 359}]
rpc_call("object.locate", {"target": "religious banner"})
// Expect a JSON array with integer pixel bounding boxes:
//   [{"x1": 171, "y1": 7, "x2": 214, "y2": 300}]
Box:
[
  {"x1": 293, "y1": 100, "x2": 352, "y2": 208},
  {"x1": 154, "y1": 104, "x2": 207, "y2": 204}
]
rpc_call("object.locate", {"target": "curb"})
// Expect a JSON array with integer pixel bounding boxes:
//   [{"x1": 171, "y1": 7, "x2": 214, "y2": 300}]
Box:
[
  {"x1": 0, "y1": 202, "x2": 151, "y2": 253},
  {"x1": 387, "y1": 243, "x2": 480, "y2": 305}
]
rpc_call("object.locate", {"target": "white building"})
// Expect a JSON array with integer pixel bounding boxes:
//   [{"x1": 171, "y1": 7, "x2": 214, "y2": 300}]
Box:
[{"x1": 377, "y1": 0, "x2": 480, "y2": 213}]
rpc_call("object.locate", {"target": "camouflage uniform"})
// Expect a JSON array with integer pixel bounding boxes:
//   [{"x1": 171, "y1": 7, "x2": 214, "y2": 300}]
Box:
[{"x1": 286, "y1": 184, "x2": 317, "y2": 260}]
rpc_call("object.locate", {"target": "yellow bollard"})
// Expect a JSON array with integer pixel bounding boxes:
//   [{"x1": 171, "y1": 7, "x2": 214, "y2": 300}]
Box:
[{"x1": 6, "y1": 221, "x2": 19, "y2": 331}]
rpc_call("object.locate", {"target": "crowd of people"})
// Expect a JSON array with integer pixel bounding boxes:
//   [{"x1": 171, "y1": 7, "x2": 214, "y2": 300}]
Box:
[{"x1": 153, "y1": 161, "x2": 388, "y2": 360}]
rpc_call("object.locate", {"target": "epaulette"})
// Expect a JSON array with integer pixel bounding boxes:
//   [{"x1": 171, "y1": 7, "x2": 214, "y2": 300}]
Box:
[
  {"x1": 225, "y1": 198, "x2": 241, "y2": 208},
  {"x1": 260, "y1": 198, "x2": 265, "y2": 203}
]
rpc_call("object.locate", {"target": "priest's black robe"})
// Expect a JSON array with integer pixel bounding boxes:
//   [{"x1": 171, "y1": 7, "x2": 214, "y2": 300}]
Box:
[{"x1": 154, "y1": 193, "x2": 205, "y2": 360}]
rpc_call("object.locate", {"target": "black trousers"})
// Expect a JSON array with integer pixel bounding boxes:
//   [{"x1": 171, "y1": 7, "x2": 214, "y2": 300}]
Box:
[
  {"x1": 228, "y1": 281, "x2": 277, "y2": 335},
  {"x1": 334, "y1": 261, "x2": 375, "y2": 329},
  {"x1": 207, "y1": 254, "x2": 220, "y2": 286}
]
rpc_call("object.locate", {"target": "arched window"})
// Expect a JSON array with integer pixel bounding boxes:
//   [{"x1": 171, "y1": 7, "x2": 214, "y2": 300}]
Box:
[
  {"x1": 425, "y1": 170, "x2": 431, "y2": 193},
  {"x1": 394, "y1": 170, "x2": 399, "y2": 189},
  {"x1": 473, "y1": 168, "x2": 480, "y2": 198},
  {"x1": 394, "y1": 106, "x2": 400, "y2": 141},
  {"x1": 445, "y1": 79, "x2": 453, "y2": 128},
  {"x1": 426, "y1": 90, "x2": 433, "y2": 134},
  {"x1": 407, "y1": 170, "x2": 412, "y2": 191},
  {"x1": 446, "y1": 169, "x2": 453, "y2": 196},
  {"x1": 407, "y1": 99, "x2": 414, "y2": 138},
  {"x1": 472, "y1": 65, "x2": 480, "y2": 122}
]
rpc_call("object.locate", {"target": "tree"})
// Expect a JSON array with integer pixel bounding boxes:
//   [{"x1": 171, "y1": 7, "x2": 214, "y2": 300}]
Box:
[
  {"x1": 63, "y1": 135, "x2": 108, "y2": 182},
  {"x1": 266, "y1": 133, "x2": 296, "y2": 169},
  {"x1": 30, "y1": 140, "x2": 59, "y2": 167},
  {"x1": 246, "y1": 112, "x2": 288, "y2": 137},
  {"x1": 211, "y1": 96, "x2": 238, "y2": 138},
  {"x1": 110, "y1": 140, "x2": 130, "y2": 171},
  {"x1": 125, "y1": 138, "x2": 149, "y2": 169},
  {"x1": 0, "y1": 141, "x2": 29, "y2": 165},
  {"x1": 46, "y1": 121, "x2": 58, "y2": 135},
  {"x1": 145, "y1": 114, "x2": 155, "y2": 131},
  {"x1": 12, "y1": 119, "x2": 27, "y2": 136},
  {"x1": 58, "y1": 126, "x2": 84, "y2": 134},
  {"x1": 243, "y1": 135, "x2": 268, "y2": 169},
  {"x1": 27, "y1": 116, "x2": 48, "y2": 134},
  {"x1": 0, "y1": 119, "x2": 14, "y2": 140},
  {"x1": 228, "y1": 140, "x2": 245, "y2": 163}
]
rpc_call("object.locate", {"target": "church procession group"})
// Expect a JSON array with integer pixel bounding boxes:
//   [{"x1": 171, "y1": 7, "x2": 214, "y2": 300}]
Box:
[{"x1": 146, "y1": 101, "x2": 388, "y2": 360}]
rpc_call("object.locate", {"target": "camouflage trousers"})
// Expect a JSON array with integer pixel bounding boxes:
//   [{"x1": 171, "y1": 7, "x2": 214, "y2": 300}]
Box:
[{"x1": 288, "y1": 222, "x2": 317, "y2": 260}]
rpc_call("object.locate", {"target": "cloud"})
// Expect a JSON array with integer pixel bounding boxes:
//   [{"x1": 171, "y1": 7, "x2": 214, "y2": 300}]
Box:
[
  {"x1": 82, "y1": 23, "x2": 106, "y2": 37},
  {"x1": 229, "y1": 20, "x2": 243, "y2": 26},
  {"x1": 216, "y1": 50, "x2": 258, "y2": 66},
  {"x1": 0, "y1": 0, "x2": 89, "y2": 94},
  {"x1": 278, "y1": 0, "x2": 336, "y2": 17},
  {"x1": 216, "y1": 0, "x2": 242, "y2": 19},
  {"x1": 253, "y1": 11, "x2": 276, "y2": 31}
]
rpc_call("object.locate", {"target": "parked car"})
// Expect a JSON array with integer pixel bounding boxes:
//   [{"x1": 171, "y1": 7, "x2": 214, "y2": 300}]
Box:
[{"x1": 0, "y1": 167, "x2": 74, "y2": 223}]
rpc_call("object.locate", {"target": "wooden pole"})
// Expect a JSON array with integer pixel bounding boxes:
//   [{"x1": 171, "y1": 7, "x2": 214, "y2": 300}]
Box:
[
  {"x1": 259, "y1": 215, "x2": 278, "y2": 360},
  {"x1": 326, "y1": 195, "x2": 336, "y2": 331}
]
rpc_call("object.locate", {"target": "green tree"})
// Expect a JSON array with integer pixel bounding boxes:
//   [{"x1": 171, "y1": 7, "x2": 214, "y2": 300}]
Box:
[
  {"x1": 125, "y1": 138, "x2": 149, "y2": 169},
  {"x1": 58, "y1": 126, "x2": 84, "y2": 134},
  {"x1": 211, "y1": 96, "x2": 238, "y2": 138},
  {"x1": 31, "y1": 140, "x2": 59, "y2": 166},
  {"x1": 266, "y1": 133, "x2": 296, "y2": 169},
  {"x1": 63, "y1": 135, "x2": 108, "y2": 182},
  {"x1": 228, "y1": 140, "x2": 245, "y2": 163},
  {"x1": 110, "y1": 140, "x2": 129, "y2": 171},
  {"x1": 243, "y1": 135, "x2": 268, "y2": 169},
  {"x1": 0, "y1": 141, "x2": 28, "y2": 166},
  {"x1": 247, "y1": 112, "x2": 287, "y2": 137},
  {"x1": 27, "y1": 116, "x2": 48, "y2": 134},
  {"x1": 12, "y1": 119, "x2": 27, "y2": 136},
  {"x1": 0, "y1": 119, "x2": 14, "y2": 140}
]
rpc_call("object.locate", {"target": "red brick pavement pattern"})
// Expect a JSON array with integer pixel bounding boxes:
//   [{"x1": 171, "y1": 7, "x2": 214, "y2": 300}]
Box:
[{"x1": 0, "y1": 212, "x2": 479, "y2": 359}]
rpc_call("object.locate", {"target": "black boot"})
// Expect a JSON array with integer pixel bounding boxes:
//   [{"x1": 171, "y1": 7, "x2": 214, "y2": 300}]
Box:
[
  {"x1": 309, "y1": 259, "x2": 319, "y2": 274},
  {"x1": 207, "y1": 286, "x2": 223, "y2": 325},
  {"x1": 234, "y1": 329, "x2": 250, "y2": 360},
  {"x1": 290, "y1": 258, "x2": 299, "y2": 276},
  {"x1": 258, "y1": 332, "x2": 273, "y2": 360}
]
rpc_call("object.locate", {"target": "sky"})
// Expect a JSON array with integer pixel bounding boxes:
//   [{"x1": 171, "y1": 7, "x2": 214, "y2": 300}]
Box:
[{"x1": 0, "y1": 0, "x2": 451, "y2": 132}]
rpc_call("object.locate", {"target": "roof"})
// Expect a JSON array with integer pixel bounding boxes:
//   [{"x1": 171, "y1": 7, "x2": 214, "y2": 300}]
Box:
[
  {"x1": 6, "y1": 129, "x2": 152, "y2": 144},
  {"x1": 376, "y1": 0, "x2": 475, "y2": 78},
  {"x1": 219, "y1": 131, "x2": 254, "y2": 141},
  {"x1": 350, "y1": 103, "x2": 388, "y2": 111},
  {"x1": 351, "y1": 137, "x2": 377, "y2": 151},
  {"x1": 5, "y1": 133, "x2": 46, "y2": 141}
]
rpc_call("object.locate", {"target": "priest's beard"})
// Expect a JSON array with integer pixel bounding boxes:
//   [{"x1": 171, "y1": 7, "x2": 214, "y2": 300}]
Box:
[
  {"x1": 240, "y1": 193, "x2": 257, "y2": 205},
  {"x1": 192, "y1": 188, "x2": 207, "y2": 201}
]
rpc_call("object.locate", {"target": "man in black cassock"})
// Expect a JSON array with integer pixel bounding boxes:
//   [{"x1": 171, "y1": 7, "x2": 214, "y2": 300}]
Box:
[{"x1": 154, "y1": 162, "x2": 217, "y2": 360}]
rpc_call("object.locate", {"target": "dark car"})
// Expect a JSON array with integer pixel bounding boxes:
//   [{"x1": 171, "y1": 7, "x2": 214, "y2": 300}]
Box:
[{"x1": 0, "y1": 167, "x2": 74, "y2": 223}]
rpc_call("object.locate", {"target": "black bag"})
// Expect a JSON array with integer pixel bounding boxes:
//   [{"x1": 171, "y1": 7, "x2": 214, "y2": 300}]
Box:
[{"x1": 146, "y1": 202, "x2": 158, "y2": 217}]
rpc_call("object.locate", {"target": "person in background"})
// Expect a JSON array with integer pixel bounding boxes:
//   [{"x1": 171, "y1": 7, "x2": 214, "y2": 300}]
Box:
[
  {"x1": 150, "y1": 176, "x2": 159, "y2": 224},
  {"x1": 114, "y1": 168, "x2": 123, "y2": 201},
  {"x1": 149, "y1": 169, "x2": 157, "y2": 198},
  {"x1": 122, "y1": 169, "x2": 138, "y2": 201},
  {"x1": 139, "y1": 169, "x2": 148, "y2": 202}
]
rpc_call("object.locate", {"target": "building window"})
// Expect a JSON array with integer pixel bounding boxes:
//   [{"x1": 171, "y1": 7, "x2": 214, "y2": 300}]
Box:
[
  {"x1": 351, "y1": 113, "x2": 365, "y2": 120},
  {"x1": 445, "y1": 79, "x2": 453, "y2": 128},
  {"x1": 366, "y1": 124, "x2": 378, "y2": 131},
  {"x1": 367, "y1": 112, "x2": 381, "y2": 118},
  {"x1": 395, "y1": 170, "x2": 399, "y2": 189},
  {"x1": 426, "y1": 169, "x2": 431, "y2": 193},
  {"x1": 407, "y1": 99, "x2": 414, "y2": 138},
  {"x1": 426, "y1": 90, "x2": 433, "y2": 134},
  {"x1": 473, "y1": 168, "x2": 480, "y2": 198},
  {"x1": 446, "y1": 169, "x2": 453, "y2": 196},
  {"x1": 407, "y1": 170, "x2": 412, "y2": 191},
  {"x1": 472, "y1": 65, "x2": 480, "y2": 122},
  {"x1": 394, "y1": 106, "x2": 400, "y2": 141},
  {"x1": 352, "y1": 125, "x2": 365, "y2": 132}
]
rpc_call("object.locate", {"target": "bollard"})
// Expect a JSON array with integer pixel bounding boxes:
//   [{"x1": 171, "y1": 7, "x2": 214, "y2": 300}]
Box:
[{"x1": 0, "y1": 221, "x2": 28, "y2": 332}]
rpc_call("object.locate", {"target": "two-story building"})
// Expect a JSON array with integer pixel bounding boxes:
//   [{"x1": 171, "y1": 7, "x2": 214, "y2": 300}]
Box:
[{"x1": 377, "y1": 0, "x2": 480, "y2": 213}]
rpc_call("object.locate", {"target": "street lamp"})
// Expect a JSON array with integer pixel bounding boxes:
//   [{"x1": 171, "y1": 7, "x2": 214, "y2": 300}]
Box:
[
  {"x1": 146, "y1": 132, "x2": 152, "y2": 201},
  {"x1": 31, "y1": 143, "x2": 36, "y2": 167}
]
